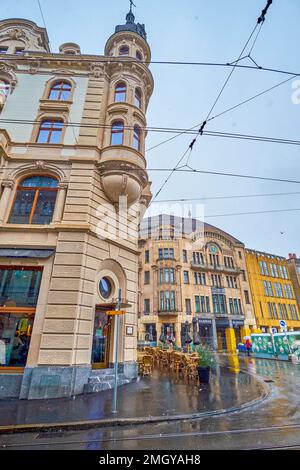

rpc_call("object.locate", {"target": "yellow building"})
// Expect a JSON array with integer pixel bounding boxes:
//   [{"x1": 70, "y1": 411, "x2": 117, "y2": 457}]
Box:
[{"x1": 245, "y1": 250, "x2": 300, "y2": 333}]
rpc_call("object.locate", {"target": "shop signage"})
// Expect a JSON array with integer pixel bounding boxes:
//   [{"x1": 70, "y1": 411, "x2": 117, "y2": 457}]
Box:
[
  {"x1": 232, "y1": 320, "x2": 244, "y2": 327},
  {"x1": 107, "y1": 310, "x2": 126, "y2": 316},
  {"x1": 198, "y1": 319, "x2": 212, "y2": 325}
]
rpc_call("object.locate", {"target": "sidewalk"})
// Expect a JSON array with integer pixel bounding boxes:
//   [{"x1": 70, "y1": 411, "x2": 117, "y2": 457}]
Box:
[{"x1": 0, "y1": 358, "x2": 268, "y2": 433}]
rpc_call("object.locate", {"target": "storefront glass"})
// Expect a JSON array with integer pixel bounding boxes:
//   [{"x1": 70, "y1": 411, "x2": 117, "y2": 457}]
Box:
[
  {"x1": 0, "y1": 266, "x2": 42, "y2": 369},
  {"x1": 92, "y1": 310, "x2": 111, "y2": 368},
  {"x1": 0, "y1": 313, "x2": 34, "y2": 367}
]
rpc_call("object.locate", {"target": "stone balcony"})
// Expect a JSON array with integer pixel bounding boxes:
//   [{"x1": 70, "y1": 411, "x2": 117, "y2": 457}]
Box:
[{"x1": 191, "y1": 262, "x2": 241, "y2": 275}]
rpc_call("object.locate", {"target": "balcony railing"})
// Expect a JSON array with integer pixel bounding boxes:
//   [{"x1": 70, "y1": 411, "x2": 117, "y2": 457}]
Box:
[
  {"x1": 191, "y1": 262, "x2": 241, "y2": 274},
  {"x1": 157, "y1": 309, "x2": 179, "y2": 316}
]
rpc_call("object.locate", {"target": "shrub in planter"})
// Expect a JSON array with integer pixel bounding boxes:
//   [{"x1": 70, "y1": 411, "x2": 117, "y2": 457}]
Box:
[{"x1": 196, "y1": 344, "x2": 216, "y2": 384}]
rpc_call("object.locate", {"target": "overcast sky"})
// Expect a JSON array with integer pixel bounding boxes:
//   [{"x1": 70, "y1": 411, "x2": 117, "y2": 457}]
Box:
[{"x1": 2, "y1": 0, "x2": 300, "y2": 257}]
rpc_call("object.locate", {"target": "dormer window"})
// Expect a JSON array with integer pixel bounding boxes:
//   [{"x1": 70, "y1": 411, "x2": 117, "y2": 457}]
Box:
[
  {"x1": 119, "y1": 45, "x2": 129, "y2": 56},
  {"x1": 0, "y1": 80, "x2": 10, "y2": 99},
  {"x1": 15, "y1": 47, "x2": 25, "y2": 55},
  {"x1": 0, "y1": 47, "x2": 8, "y2": 54},
  {"x1": 136, "y1": 51, "x2": 143, "y2": 61},
  {"x1": 114, "y1": 82, "x2": 126, "y2": 102},
  {"x1": 48, "y1": 81, "x2": 72, "y2": 101}
]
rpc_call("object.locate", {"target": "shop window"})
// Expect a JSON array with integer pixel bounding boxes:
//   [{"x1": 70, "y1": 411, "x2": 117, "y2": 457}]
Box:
[
  {"x1": 48, "y1": 81, "x2": 72, "y2": 101},
  {"x1": 36, "y1": 119, "x2": 64, "y2": 144},
  {"x1": 0, "y1": 266, "x2": 42, "y2": 369},
  {"x1": 111, "y1": 121, "x2": 124, "y2": 145},
  {"x1": 9, "y1": 175, "x2": 59, "y2": 225},
  {"x1": 114, "y1": 82, "x2": 126, "y2": 102}
]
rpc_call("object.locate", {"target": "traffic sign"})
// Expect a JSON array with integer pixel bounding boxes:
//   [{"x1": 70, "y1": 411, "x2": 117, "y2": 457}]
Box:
[
  {"x1": 279, "y1": 320, "x2": 287, "y2": 331},
  {"x1": 272, "y1": 328, "x2": 277, "y2": 334}
]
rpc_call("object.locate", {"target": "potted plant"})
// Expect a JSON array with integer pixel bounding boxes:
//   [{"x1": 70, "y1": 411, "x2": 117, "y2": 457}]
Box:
[{"x1": 196, "y1": 344, "x2": 216, "y2": 384}]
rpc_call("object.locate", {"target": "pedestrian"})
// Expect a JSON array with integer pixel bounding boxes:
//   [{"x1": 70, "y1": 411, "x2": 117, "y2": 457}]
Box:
[{"x1": 245, "y1": 338, "x2": 252, "y2": 357}]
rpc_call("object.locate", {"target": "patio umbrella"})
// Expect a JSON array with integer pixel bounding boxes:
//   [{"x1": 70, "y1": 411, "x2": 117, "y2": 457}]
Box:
[
  {"x1": 159, "y1": 325, "x2": 166, "y2": 343},
  {"x1": 192, "y1": 317, "x2": 201, "y2": 345},
  {"x1": 183, "y1": 321, "x2": 193, "y2": 345}
]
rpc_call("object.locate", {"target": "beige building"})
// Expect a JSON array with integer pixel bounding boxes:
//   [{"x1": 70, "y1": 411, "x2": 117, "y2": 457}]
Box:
[
  {"x1": 0, "y1": 9, "x2": 153, "y2": 399},
  {"x1": 138, "y1": 215, "x2": 256, "y2": 351}
]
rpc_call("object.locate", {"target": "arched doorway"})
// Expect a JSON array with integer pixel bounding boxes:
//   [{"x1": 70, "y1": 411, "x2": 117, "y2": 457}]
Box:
[{"x1": 92, "y1": 304, "x2": 115, "y2": 369}]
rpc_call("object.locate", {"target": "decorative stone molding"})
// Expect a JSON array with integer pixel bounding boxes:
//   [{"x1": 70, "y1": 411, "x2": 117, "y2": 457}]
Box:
[
  {"x1": 0, "y1": 61, "x2": 18, "y2": 92},
  {"x1": 8, "y1": 161, "x2": 67, "y2": 183},
  {"x1": 0, "y1": 19, "x2": 50, "y2": 52},
  {"x1": 97, "y1": 160, "x2": 148, "y2": 207},
  {"x1": 89, "y1": 62, "x2": 106, "y2": 79},
  {"x1": 1, "y1": 179, "x2": 14, "y2": 189}
]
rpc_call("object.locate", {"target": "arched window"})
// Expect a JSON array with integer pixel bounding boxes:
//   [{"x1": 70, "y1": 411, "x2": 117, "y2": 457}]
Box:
[
  {"x1": 119, "y1": 45, "x2": 129, "y2": 56},
  {"x1": 48, "y1": 81, "x2": 72, "y2": 100},
  {"x1": 111, "y1": 121, "x2": 124, "y2": 145},
  {"x1": 0, "y1": 80, "x2": 10, "y2": 99},
  {"x1": 9, "y1": 176, "x2": 59, "y2": 225},
  {"x1": 134, "y1": 88, "x2": 142, "y2": 109},
  {"x1": 133, "y1": 125, "x2": 141, "y2": 151},
  {"x1": 37, "y1": 120, "x2": 64, "y2": 144},
  {"x1": 114, "y1": 82, "x2": 126, "y2": 102},
  {"x1": 136, "y1": 51, "x2": 143, "y2": 61}
]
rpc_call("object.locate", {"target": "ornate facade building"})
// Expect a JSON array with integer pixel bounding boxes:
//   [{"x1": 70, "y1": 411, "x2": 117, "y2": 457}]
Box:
[
  {"x1": 138, "y1": 215, "x2": 256, "y2": 351},
  {"x1": 0, "y1": 10, "x2": 153, "y2": 399},
  {"x1": 245, "y1": 250, "x2": 300, "y2": 332}
]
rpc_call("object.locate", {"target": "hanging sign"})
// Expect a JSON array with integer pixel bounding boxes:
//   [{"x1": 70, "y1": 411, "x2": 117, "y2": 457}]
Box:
[{"x1": 107, "y1": 310, "x2": 126, "y2": 316}]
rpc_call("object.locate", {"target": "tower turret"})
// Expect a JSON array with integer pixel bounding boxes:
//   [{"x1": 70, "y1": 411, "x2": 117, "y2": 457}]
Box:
[{"x1": 99, "y1": 6, "x2": 154, "y2": 208}]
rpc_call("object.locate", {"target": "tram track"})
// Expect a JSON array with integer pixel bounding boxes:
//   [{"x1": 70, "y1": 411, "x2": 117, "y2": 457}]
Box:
[{"x1": 2, "y1": 421, "x2": 300, "y2": 449}]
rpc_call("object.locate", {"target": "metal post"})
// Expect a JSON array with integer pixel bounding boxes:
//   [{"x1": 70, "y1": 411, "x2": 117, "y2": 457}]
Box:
[{"x1": 112, "y1": 288, "x2": 121, "y2": 414}]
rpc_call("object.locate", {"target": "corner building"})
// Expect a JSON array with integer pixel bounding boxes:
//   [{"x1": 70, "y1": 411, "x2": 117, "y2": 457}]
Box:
[
  {"x1": 0, "y1": 10, "x2": 153, "y2": 399},
  {"x1": 245, "y1": 250, "x2": 300, "y2": 332},
  {"x1": 138, "y1": 215, "x2": 256, "y2": 351}
]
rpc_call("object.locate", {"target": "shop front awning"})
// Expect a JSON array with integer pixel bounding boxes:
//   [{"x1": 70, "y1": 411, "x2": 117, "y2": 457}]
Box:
[{"x1": 0, "y1": 249, "x2": 55, "y2": 259}]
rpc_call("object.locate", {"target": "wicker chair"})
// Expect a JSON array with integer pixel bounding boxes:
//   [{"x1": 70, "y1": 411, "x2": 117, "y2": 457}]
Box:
[{"x1": 141, "y1": 355, "x2": 153, "y2": 376}]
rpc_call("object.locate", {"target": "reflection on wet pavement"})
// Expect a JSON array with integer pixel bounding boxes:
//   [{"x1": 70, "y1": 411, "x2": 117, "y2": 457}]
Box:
[
  {"x1": 2, "y1": 355, "x2": 300, "y2": 450},
  {"x1": 0, "y1": 356, "x2": 263, "y2": 427}
]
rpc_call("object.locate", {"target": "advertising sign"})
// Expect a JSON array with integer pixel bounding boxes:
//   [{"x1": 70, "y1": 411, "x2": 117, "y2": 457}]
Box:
[{"x1": 251, "y1": 334, "x2": 275, "y2": 358}]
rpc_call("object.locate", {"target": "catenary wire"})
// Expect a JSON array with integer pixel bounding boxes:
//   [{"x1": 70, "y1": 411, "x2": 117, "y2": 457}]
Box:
[
  {"x1": 151, "y1": 1, "x2": 273, "y2": 199},
  {"x1": 153, "y1": 191, "x2": 300, "y2": 203},
  {"x1": 2, "y1": 119, "x2": 300, "y2": 147}
]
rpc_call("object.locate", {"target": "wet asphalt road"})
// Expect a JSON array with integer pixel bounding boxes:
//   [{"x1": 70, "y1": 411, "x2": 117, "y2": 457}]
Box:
[{"x1": 1, "y1": 356, "x2": 300, "y2": 450}]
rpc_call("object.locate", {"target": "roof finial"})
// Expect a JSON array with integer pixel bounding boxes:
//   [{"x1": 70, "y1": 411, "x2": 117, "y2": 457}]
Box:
[
  {"x1": 126, "y1": 0, "x2": 136, "y2": 23},
  {"x1": 129, "y1": 0, "x2": 136, "y2": 13}
]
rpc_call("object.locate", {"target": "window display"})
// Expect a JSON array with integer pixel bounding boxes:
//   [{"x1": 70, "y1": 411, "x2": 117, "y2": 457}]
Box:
[{"x1": 0, "y1": 314, "x2": 34, "y2": 367}]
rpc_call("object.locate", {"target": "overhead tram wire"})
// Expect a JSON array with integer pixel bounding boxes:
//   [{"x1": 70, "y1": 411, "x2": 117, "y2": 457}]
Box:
[
  {"x1": 2, "y1": 118, "x2": 300, "y2": 147},
  {"x1": 204, "y1": 207, "x2": 300, "y2": 219},
  {"x1": 150, "y1": 0, "x2": 274, "y2": 200},
  {"x1": 37, "y1": 0, "x2": 53, "y2": 52},
  {"x1": 153, "y1": 191, "x2": 300, "y2": 204},
  {"x1": 146, "y1": 74, "x2": 298, "y2": 152}
]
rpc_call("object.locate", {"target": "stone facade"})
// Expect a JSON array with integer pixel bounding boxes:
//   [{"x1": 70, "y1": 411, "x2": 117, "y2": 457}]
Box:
[
  {"x1": 138, "y1": 215, "x2": 256, "y2": 351},
  {"x1": 0, "y1": 11, "x2": 153, "y2": 399}
]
